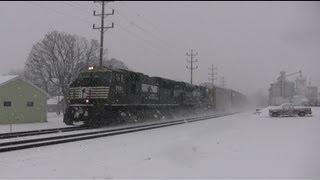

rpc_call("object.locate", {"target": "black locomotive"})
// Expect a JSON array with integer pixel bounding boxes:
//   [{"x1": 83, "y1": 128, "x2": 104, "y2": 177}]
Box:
[{"x1": 63, "y1": 66, "x2": 246, "y2": 126}]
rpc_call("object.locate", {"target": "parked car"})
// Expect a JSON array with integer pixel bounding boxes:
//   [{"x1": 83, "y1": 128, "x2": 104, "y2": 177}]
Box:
[
  {"x1": 253, "y1": 108, "x2": 262, "y2": 115},
  {"x1": 269, "y1": 103, "x2": 312, "y2": 117}
]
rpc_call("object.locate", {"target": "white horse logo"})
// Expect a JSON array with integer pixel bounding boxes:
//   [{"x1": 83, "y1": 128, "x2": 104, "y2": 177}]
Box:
[{"x1": 81, "y1": 87, "x2": 90, "y2": 98}]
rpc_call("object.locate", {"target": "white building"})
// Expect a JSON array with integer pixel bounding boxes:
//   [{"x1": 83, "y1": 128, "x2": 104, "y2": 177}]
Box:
[
  {"x1": 306, "y1": 86, "x2": 318, "y2": 106},
  {"x1": 295, "y1": 76, "x2": 307, "y2": 96},
  {"x1": 46, "y1": 96, "x2": 64, "y2": 114}
]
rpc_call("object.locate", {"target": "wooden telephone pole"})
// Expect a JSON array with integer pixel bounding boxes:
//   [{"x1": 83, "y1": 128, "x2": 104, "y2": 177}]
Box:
[
  {"x1": 208, "y1": 64, "x2": 217, "y2": 86},
  {"x1": 93, "y1": 1, "x2": 114, "y2": 67},
  {"x1": 186, "y1": 49, "x2": 198, "y2": 85}
]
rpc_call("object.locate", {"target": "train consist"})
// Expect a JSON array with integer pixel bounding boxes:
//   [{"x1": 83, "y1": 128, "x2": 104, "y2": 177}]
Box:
[{"x1": 63, "y1": 66, "x2": 246, "y2": 126}]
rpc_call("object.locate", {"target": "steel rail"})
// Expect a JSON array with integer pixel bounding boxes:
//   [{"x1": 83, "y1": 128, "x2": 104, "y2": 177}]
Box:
[
  {"x1": 0, "y1": 126, "x2": 89, "y2": 140},
  {"x1": 0, "y1": 112, "x2": 236, "y2": 153}
]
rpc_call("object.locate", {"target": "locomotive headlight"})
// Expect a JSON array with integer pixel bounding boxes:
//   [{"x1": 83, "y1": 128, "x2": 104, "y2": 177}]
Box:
[
  {"x1": 88, "y1": 66, "x2": 94, "y2": 70},
  {"x1": 85, "y1": 99, "x2": 90, "y2": 103}
]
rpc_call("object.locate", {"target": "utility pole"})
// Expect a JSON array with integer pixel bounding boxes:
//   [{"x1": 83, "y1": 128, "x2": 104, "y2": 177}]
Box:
[
  {"x1": 221, "y1": 76, "x2": 226, "y2": 88},
  {"x1": 208, "y1": 64, "x2": 217, "y2": 86},
  {"x1": 186, "y1": 49, "x2": 198, "y2": 85},
  {"x1": 93, "y1": 1, "x2": 114, "y2": 68}
]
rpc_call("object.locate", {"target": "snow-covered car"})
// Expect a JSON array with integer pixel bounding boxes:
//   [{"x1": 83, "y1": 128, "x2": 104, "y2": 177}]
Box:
[{"x1": 269, "y1": 103, "x2": 312, "y2": 117}]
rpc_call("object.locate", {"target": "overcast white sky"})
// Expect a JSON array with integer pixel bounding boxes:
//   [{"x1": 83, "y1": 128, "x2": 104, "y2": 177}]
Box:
[{"x1": 0, "y1": 1, "x2": 319, "y2": 95}]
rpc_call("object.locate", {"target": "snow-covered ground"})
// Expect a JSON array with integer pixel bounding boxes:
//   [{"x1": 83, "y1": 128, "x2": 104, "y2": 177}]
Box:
[
  {"x1": 0, "y1": 113, "x2": 67, "y2": 133},
  {"x1": 0, "y1": 107, "x2": 319, "y2": 178}
]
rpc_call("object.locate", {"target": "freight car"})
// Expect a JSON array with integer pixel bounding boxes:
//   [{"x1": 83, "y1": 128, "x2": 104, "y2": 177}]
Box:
[{"x1": 64, "y1": 66, "x2": 245, "y2": 126}]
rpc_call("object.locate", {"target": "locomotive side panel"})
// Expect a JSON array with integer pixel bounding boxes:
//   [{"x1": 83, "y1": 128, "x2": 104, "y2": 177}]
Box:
[
  {"x1": 122, "y1": 71, "x2": 143, "y2": 105},
  {"x1": 64, "y1": 66, "x2": 247, "y2": 126},
  {"x1": 152, "y1": 77, "x2": 176, "y2": 105}
]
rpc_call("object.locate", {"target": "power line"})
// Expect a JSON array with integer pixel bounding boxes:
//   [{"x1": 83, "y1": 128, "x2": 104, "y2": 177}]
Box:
[
  {"x1": 114, "y1": 22, "x2": 163, "y2": 55},
  {"x1": 28, "y1": 2, "x2": 174, "y2": 61},
  {"x1": 110, "y1": 8, "x2": 178, "y2": 55},
  {"x1": 62, "y1": 1, "x2": 172, "y2": 56},
  {"x1": 186, "y1": 49, "x2": 198, "y2": 85},
  {"x1": 29, "y1": 2, "x2": 93, "y2": 24},
  {"x1": 65, "y1": 1, "x2": 175, "y2": 53},
  {"x1": 62, "y1": 1, "x2": 88, "y2": 12},
  {"x1": 118, "y1": 1, "x2": 160, "y2": 31},
  {"x1": 119, "y1": 1, "x2": 189, "y2": 50},
  {"x1": 69, "y1": 1, "x2": 85, "y2": 7},
  {"x1": 30, "y1": 1, "x2": 188, "y2": 58}
]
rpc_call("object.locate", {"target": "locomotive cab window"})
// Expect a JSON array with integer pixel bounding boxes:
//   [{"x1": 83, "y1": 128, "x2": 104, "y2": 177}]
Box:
[
  {"x1": 73, "y1": 71, "x2": 112, "y2": 87},
  {"x1": 27, "y1": 101, "x2": 34, "y2": 107},
  {"x1": 3, "y1": 101, "x2": 11, "y2": 107},
  {"x1": 131, "y1": 84, "x2": 136, "y2": 94}
]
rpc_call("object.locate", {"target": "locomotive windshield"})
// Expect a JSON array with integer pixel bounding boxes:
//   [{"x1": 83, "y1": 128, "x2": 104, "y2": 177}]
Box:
[{"x1": 71, "y1": 71, "x2": 112, "y2": 87}]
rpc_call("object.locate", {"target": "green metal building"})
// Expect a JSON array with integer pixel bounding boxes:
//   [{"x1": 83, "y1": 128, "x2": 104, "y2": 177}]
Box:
[{"x1": 0, "y1": 75, "x2": 50, "y2": 124}]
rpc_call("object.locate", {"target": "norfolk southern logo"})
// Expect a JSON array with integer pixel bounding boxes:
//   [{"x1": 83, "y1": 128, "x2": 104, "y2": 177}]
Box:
[{"x1": 81, "y1": 87, "x2": 91, "y2": 98}]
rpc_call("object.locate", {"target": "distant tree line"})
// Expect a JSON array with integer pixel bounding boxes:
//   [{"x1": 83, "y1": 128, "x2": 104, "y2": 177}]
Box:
[{"x1": 5, "y1": 30, "x2": 129, "y2": 103}]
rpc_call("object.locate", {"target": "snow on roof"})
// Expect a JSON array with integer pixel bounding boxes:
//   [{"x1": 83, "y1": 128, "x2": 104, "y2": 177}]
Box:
[
  {"x1": 47, "y1": 96, "x2": 64, "y2": 105},
  {"x1": 0, "y1": 75, "x2": 18, "y2": 86},
  {"x1": 0, "y1": 75, "x2": 50, "y2": 98}
]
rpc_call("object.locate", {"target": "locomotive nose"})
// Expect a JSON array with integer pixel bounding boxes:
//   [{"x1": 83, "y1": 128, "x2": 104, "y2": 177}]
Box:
[{"x1": 69, "y1": 86, "x2": 110, "y2": 99}]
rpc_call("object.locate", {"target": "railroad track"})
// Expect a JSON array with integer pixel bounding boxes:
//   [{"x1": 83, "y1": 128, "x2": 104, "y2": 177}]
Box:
[
  {"x1": 0, "y1": 112, "x2": 236, "y2": 153},
  {"x1": 0, "y1": 126, "x2": 89, "y2": 140}
]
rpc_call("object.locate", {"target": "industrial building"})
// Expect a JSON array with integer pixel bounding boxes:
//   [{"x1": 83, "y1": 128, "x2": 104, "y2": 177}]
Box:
[
  {"x1": 295, "y1": 75, "x2": 307, "y2": 96},
  {"x1": 268, "y1": 71, "x2": 295, "y2": 105},
  {"x1": 0, "y1": 75, "x2": 50, "y2": 124},
  {"x1": 306, "y1": 86, "x2": 318, "y2": 106},
  {"x1": 268, "y1": 71, "x2": 319, "y2": 106}
]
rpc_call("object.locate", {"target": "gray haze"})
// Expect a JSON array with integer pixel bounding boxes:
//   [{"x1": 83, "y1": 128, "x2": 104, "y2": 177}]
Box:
[{"x1": 0, "y1": 1, "x2": 319, "y2": 96}]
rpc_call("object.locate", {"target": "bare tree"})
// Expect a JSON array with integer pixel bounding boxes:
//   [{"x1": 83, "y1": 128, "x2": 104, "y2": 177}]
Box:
[
  {"x1": 105, "y1": 58, "x2": 129, "y2": 70},
  {"x1": 24, "y1": 31, "x2": 99, "y2": 104}
]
